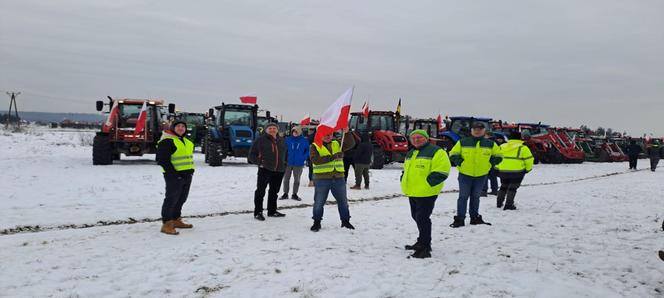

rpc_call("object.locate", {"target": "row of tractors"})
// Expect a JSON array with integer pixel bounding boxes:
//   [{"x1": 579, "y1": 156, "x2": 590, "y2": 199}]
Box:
[{"x1": 92, "y1": 97, "x2": 658, "y2": 168}]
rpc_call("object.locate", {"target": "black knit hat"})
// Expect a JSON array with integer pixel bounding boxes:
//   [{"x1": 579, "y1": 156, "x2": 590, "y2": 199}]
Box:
[{"x1": 171, "y1": 120, "x2": 187, "y2": 131}]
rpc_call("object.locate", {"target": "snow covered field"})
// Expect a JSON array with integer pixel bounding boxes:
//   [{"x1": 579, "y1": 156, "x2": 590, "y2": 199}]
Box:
[{"x1": 1, "y1": 127, "x2": 663, "y2": 297}]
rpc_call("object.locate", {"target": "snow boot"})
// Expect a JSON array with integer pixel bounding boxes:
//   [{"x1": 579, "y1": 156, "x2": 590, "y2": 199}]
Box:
[
  {"x1": 405, "y1": 241, "x2": 433, "y2": 251},
  {"x1": 659, "y1": 251, "x2": 664, "y2": 262},
  {"x1": 268, "y1": 211, "x2": 286, "y2": 217},
  {"x1": 254, "y1": 213, "x2": 266, "y2": 221},
  {"x1": 160, "y1": 221, "x2": 179, "y2": 235},
  {"x1": 488, "y1": 190, "x2": 498, "y2": 196},
  {"x1": 291, "y1": 194, "x2": 302, "y2": 201},
  {"x1": 173, "y1": 217, "x2": 193, "y2": 229},
  {"x1": 449, "y1": 216, "x2": 465, "y2": 228},
  {"x1": 410, "y1": 245, "x2": 432, "y2": 259},
  {"x1": 279, "y1": 193, "x2": 289, "y2": 200},
  {"x1": 504, "y1": 190, "x2": 517, "y2": 210},
  {"x1": 341, "y1": 220, "x2": 355, "y2": 230},
  {"x1": 364, "y1": 185, "x2": 369, "y2": 189},
  {"x1": 310, "y1": 220, "x2": 321, "y2": 232},
  {"x1": 350, "y1": 185, "x2": 361, "y2": 190},
  {"x1": 470, "y1": 215, "x2": 492, "y2": 225},
  {"x1": 496, "y1": 189, "x2": 506, "y2": 208}
]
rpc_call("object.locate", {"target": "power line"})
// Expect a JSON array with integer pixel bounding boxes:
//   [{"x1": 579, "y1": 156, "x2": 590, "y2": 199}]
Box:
[{"x1": 5, "y1": 91, "x2": 21, "y2": 129}]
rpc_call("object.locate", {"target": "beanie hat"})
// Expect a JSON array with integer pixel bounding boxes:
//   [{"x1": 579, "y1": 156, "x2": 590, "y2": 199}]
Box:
[
  {"x1": 171, "y1": 120, "x2": 187, "y2": 131},
  {"x1": 409, "y1": 129, "x2": 429, "y2": 140},
  {"x1": 264, "y1": 122, "x2": 278, "y2": 130}
]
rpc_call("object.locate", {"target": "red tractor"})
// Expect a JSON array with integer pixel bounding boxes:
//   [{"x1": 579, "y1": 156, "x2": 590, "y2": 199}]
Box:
[
  {"x1": 589, "y1": 136, "x2": 628, "y2": 162},
  {"x1": 348, "y1": 111, "x2": 409, "y2": 169},
  {"x1": 93, "y1": 97, "x2": 175, "y2": 165},
  {"x1": 518, "y1": 123, "x2": 585, "y2": 164}
]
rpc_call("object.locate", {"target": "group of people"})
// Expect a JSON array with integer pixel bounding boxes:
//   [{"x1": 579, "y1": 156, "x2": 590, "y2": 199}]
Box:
[
  {"x1": 626, "y1": 139, "x2": 663, "y2": 171},
  {"x1": 155, "y1": 120, "x2": 535, "y2": 260}
]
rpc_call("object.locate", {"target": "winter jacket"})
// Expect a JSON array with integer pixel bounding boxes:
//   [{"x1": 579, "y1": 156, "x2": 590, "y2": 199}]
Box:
[
  {"x1": 156, "y1": 130, "x2": 195, "y2": 176},
  {"x1": 310, "y1": 132, "x2": 357, "y2": 179},
  {"x1": 625, "y1": 144, "x2": 642, "y2": 157},
  {"x1": 400, "y1": 143, "x2": 451, "y2": 197},
  {"x1": 495, "y1": 140, "x2": 533, "y2": 174},
  {"x1": 353, "y1": 134, "x2": 373, "y2": 165},
  {"x1": 647, "y1": 144, "x2": 663, "y2": 158},
  {"x1": 249, "y1": 133, "x2": 287, "y2": 172},
  {"x1": 449, "y1": 136, "x2": 503, "y2": 177},
  {"x1": 285, "y1": 135, "x2": 310, "y2": 167},
  {"x1": 342, "y1": 131, "x2": 362, "y2": 161}
]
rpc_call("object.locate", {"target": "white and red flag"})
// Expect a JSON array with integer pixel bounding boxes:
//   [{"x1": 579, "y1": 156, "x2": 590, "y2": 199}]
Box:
[
  {"x1": 240, "y1": 94, "x2": 257, "y2": 104},
  {"x1": 300, "y1": 114, "x2": 311, "y2": 126},
  {"x1": 437, "y1": 114, "x2": 443, "y2": 131},
  {"x1": 361, "y1": 101, "x2": 369, "y2": 118},
  {"x1": 103, "y1": 99, "x2": 120, "y2": 130},
  {"x1": 134, "y1": 101, "x2": 148, "y2": 135},
  {"x1": 314, "y1": 87, "x2": 354, "y2": 146}
]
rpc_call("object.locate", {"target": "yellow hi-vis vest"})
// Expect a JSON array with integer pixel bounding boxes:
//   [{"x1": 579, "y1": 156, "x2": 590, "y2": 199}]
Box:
[
  {"x1": 312, "y1": 141, "x2": 345, "y2": 174},
  {"x1": 159, "y1": 135, "x2": 195, "y2": 172}
]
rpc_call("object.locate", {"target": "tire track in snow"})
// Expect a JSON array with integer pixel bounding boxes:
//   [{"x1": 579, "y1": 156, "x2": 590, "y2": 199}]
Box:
[{"x1": 0, "y1": 167, "x2": 654, "y2": 236}]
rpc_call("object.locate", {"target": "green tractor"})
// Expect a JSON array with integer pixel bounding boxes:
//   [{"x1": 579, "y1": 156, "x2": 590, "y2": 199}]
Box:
[{"x1": 177, "y1": 112, "x2": 207, "y2": 148}]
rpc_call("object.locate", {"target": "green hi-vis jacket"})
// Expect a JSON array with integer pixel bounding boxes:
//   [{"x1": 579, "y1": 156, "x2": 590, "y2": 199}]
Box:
[
  {"x1": 158, "y1": 135, "x2": 195, "y2": 172},
  {"x1": 495, "y1": 140, "x2": 534, "y2": 173},
  {"x1": 400, "y1": 143, "x2": 451, "y2": 197},
  {"x1": 449, "y1": 137, "x2": 503, "y2": 177}
]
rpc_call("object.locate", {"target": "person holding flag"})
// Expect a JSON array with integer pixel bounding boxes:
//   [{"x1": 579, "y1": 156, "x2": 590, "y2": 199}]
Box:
[
  {"x1": 310, "y1": 88, "x2": 357, "y2": 232},
  {"x1": 156, "y1": 119, "x2": 195, "y2": 235}
]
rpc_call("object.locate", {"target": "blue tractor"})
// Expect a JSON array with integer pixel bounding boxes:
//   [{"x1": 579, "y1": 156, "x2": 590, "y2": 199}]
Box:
[
  {"x1": 439, "y1": 116, "x2": 492, "y2": 151},
  {"x1": 204, "y1": 103, "x2": 258, "y2": 166}
]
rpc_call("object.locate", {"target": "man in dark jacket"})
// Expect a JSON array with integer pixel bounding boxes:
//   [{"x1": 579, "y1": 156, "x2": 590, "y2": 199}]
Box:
[
  {"x1": 625, "y1": 139, "x2": 642, "y2": 170},
  {"x1": 342, "y1": 130, "x2": 362, "y2": 182},
  {"x1": 281, "y1": 126, "x2": 309, "y2": 201},
  {"x1": 249, "y1": 123, "x2": 287, "y2": 220},
  {"x1": 351, "y1": 133, "x2": 372, "y2": 189},
  {"x1": 647, "y1": 140, "x2": 663, "y2": 172},
  {"x1": 156, "y1": 120, "x2": 195, "y2": 235}
]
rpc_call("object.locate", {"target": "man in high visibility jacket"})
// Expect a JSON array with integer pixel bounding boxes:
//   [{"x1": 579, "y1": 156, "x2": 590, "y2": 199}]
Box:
[
  {"x1": 156, "y1": 120, "x2": 195, "y2": 235},
  {"x1": 400, "y1": 130, "x2": 451, "y2": 259},
  {"x1": 309, "y1": 129, "x2": 356, "y2": 232},
  {"x1": 449, "y1": 121, "x2": 502, "y2": 228},
  {"x1": 495, "y1": 131, "x2": 534, "y2": 210}
]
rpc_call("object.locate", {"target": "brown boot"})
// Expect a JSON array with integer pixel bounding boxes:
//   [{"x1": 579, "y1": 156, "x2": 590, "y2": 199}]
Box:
[
  {"x1": 160, "y1": 221, "x2": 179, "y2": 235},
  {"x1": 350, "y1": 185, "x2": 361, "y2": 190},
  {"x1": 173, "y1": 217, "x2": 193, "y2": 229}
]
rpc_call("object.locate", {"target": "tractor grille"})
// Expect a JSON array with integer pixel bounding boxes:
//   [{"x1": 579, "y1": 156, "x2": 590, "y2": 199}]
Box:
[{"x1": 235, "y1": 130, "x2": 252, "y2": 138}]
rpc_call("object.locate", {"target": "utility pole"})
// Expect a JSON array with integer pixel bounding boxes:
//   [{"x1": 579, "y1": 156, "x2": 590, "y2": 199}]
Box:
[{"x1": 5, "y1": 91, "x2": 21, "y2": 129}]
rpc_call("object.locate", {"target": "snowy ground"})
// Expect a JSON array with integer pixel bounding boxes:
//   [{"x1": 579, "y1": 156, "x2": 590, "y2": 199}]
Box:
[{"x1": 1, "y1": 127, "x2": 663, "y2": 297}]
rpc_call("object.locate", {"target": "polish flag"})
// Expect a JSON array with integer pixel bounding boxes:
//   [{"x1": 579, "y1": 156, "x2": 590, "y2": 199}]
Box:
[
  {"x1": 314, "y1": 87, "x2": 354, "y2": 146},
  {"x1": 437, "y1": 114, "x2": 443, "y2": 131},
  {"x1": 103, "y1": 99, "x2": 120, "y2": 130},
  {"x1": 300, "y1": 114, "x2": 311, "y2": 126},
  {"x1": 361, "y1": 101, "x2": 369, "y2": 118},
  {"x1": 240, "y1": 94, "x2": 257, "y2": 104},
  {"x1": 134, "y1": 101, "x2": 148, "y2": 135}
]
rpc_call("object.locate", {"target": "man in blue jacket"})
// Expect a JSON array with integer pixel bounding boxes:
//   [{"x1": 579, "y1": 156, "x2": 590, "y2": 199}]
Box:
[{"x1": 281, "y1": 126, "x2": 310, "y2": 201}]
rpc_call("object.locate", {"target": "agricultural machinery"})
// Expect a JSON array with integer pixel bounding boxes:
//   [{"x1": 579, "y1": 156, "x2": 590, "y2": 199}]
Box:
[
  {"x1": 348, "y1": 110, "x2": 409, "y2": 169},
  {"x1": 93, "y1": 97, "x2": 175, "y2": 165},
  {"x1": 204, "y1": 103, "x2": 258, "y2": 166},
  {"x1": 177, "y1": 112, "x2": 207, "y2": 147},
  {"x1": 518, "y1": 123, "x2": 584, "y2": 164},
  {"x1": 437, "y1": 116, "x2": 492, "y2": 151},
  {"x1": 400, "y1": 116, "x2": 447, "y2": 148}
]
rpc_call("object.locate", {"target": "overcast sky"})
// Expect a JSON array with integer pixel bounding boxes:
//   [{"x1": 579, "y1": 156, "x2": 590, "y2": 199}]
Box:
[{"x1": 1, "y1": 0, "x2": 663, "y2": 135}]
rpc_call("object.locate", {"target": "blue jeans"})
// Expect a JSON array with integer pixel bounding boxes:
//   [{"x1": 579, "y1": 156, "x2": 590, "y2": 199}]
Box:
[
  {"x1": 457, "y1": 174, "x2": 488, "y2": 219},
  {"x1": 312, "y1": 178, "x2": 351, "y2": 221},
  {"x1": 483, "y1": 169, "x2": 498, "y2": 193}
]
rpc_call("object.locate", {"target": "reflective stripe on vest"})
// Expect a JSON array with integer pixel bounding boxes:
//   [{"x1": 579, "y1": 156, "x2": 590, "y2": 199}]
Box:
[
  {"x1": 159, "y1": 135, "x2": 195, "y2": 172},
  {"x1": 312, "y1": 141, "x2": 344, "y2": 174}
]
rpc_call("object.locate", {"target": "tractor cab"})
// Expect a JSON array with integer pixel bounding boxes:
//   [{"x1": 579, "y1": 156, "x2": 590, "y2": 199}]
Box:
[
  {"x1": 438, "y1": 116, "x2": 492, "y2": 151},
  {"x1": 256, "y1": 112, "x2": 278, "y2": 135},
  {"x1": 348, "y1": 110, "x2": 409, "y2": 169},
  {"x1": 204, "y1": 103, "x2": 258, "y2": 166},
  {"x1": 177, "y1": 112, "x2": 207, "y2": 146},
  {"x1": 92, "y1": 97, "x2": 176, "y2": 165}
]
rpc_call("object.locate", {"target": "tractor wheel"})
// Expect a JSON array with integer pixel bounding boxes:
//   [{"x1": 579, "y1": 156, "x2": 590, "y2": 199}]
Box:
[
  {"x1": 92, "y1": 134, "x2": 114, "y2": 165},
  {"x1": 370, "y1": 147, "x2": 385, "y2": 169},
  {"x1": 207, "y1": 141, "x2": 223, "y2": 167}
]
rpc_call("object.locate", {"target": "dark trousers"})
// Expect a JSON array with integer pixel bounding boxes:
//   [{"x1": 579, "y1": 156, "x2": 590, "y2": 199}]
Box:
[
  {"x1": 483, "y1": 169, "x2": 498, "y2": 193},
  {"x1": 161, "y1": 173, "x2": 193, "y2": 223},
  {"x1": 354, "y1": 164, "x2": 370, "y2": 186},
  {"x1": 254, "y1": 168, "x2": 285, "y2": 215},
  {"x1": 409, "y1": 196, "x2": 437, "y2": 246},
  {"x1": 497, "y1": 173, "x2": 525, "y2": 206},
  {"x1": 628, "y1": 155, "x2": 638, "y2": 169},
  {"x1": 457, "y1": 174, "x2": 488, "y2": 219},
  {"x1": 343, "y1": 157, "x2": 355, "y2": 182},
  {"x1": 651, "y1": 157, "x2": 660, "y2": 171}
]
